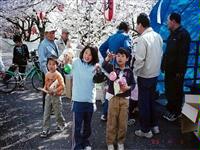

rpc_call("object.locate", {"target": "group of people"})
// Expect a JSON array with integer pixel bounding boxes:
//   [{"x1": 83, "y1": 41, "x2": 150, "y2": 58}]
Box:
[{"x1": 1, "y1": 11, "x2": 191, "y2": 150}]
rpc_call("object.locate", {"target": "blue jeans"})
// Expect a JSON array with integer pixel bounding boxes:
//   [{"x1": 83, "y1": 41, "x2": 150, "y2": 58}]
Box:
[
  {"x1": 72, "y1": 112, "x2": 93, "y2": 150},
  {"x1": 137, "y1": 76, "x2": 158, "y2": 133}
]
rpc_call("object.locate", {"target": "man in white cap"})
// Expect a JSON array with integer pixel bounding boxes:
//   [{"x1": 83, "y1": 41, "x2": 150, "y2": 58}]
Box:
[{"x1": 38, "y1": 23, "x2": 60, "y2": 110}]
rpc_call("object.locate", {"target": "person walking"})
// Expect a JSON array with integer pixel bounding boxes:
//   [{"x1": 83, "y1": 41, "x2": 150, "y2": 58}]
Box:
[
  {"x1": 161, "y1": 12, "x2": 191, "y2": 121},
  {"x1": 133, "y1": 13, "x2": 163, "y2": 138}
]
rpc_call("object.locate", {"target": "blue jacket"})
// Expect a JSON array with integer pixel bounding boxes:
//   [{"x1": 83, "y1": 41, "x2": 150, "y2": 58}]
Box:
[
  {"x1": 99, "y1": 30, "x2": 132, "y2": 59},
  {"x1": 38, "y1": 38, "x2": 60, "y2": 74},
  {"x1": 71, "y1": 58, "x2": 96, "y2": 104}
]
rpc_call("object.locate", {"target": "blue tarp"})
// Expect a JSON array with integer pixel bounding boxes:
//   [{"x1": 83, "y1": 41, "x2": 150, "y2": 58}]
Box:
[
  {"x1": 149, "y1": 0, "x2": 200, "y2": 93},
  {"x1": 150, "y1": 0, "x2": 200, "y2": 41}
]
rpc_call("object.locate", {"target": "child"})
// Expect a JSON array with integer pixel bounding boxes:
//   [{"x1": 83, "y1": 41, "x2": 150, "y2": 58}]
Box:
[
  {"x1": 70, "y1": 45, "x2": 99, "y2": 150},
  {"x1": 4, "y1": 34, "x2": 29, "y2": 82},
  {"x1": 12, "y1": 34, "x2": 29, "y2": 77},
  {"x1": 40, "y1": 56, "x2": 67, "y2": 138},
  {"x1": 102, "y1": 48, "x2": 135, "y2": 150}
]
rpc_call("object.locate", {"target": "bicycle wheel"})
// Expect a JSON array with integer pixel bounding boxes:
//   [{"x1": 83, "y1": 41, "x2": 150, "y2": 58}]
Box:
[
  {"x1": 0, "y1": 72, "x2": 17, "y2": 93},
  {"x1": 32, "y1": 71, "x2": 43, "y2": 91}
]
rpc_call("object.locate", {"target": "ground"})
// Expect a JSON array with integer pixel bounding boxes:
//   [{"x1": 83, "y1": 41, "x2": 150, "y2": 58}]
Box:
[
  {"x1": 0, "y1": 88, "x2": 199, "y2": 150},
  {"x1": 0, "y1": 38, "x2": 199, "y2": 149}
]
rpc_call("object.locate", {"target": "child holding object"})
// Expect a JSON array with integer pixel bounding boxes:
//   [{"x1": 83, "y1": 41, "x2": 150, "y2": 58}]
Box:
[
  {"x1": 102, "y1": 48, "x2": 135, "y2": 150},
  {"x1": 70, "y1": 45, "x2": 99, "y2": 150},
  {"x1": 39, "y1": 55, "x2": 67, "y2": 138}
]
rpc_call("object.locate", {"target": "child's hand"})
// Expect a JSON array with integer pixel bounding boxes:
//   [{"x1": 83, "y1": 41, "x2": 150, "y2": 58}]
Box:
[
  {"x1": 38, "y1": 87, "x2": 48, "y2": 93},
  {"x1": 120, "y1": 84, "x2": 130, "y2": 93},
  {"x1": 93, "y1": 63, "x2": 101, "y2": 73},
  {"x1": 105, "y1": 52, "x2": 115, "y2": 62},
  {"x1": 48, "y1": 89, "x2": 56, "y2": 95}
]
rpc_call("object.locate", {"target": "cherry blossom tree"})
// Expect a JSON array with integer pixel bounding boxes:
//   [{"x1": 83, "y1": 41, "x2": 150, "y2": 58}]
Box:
[{"x1": 0, "y1": 0, "x2": 157, "y2": 44}]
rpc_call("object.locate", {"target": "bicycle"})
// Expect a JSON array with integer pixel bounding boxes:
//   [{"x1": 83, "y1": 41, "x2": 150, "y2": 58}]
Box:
[{"x1": 0, "y1": 50, "x2": 43, "y2": 93}]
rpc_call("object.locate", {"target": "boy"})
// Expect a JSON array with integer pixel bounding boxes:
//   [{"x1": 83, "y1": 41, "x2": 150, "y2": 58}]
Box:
[
  {"x1": 4, "y1": 34, "x2": 29, "y2": 83},
  {"x1": 12, "y1": 34, "x2": 29, "y2": 74},
  {"x1": 102, "y1": 48, "x2": 135, "y2": 150},
  {"x1": 40, "y1": 56, "x2": 67, "y2": 138}
]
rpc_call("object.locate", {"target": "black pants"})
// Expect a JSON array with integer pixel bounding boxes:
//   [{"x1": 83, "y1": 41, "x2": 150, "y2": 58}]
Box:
[
  {"x1": 128, "y1": 99, "x2": 138, "y2": 119},
  {"x1": 72, "y1": 112, "x2": 93, "y2": 150},
  {"x1": 165, "y1": 72, "x2": 184, "y2": 114}
]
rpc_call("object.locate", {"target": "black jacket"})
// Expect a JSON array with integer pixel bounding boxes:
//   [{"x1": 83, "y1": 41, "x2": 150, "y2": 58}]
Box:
[
  {"x1": 161, "y1": 26, "x2": 191, "y2": 74},
  {"x1": 13, "y1": 44, "x2": 29, "y2": 65}
]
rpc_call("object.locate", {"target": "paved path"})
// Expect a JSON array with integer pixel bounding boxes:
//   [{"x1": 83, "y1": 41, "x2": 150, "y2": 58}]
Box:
[{"x1": 0, "y1": 89, "x2": 199, "y2": 150}]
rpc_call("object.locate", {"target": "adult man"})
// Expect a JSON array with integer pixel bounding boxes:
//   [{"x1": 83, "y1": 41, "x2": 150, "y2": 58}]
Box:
[
  {"x1": 38, "y1": 24, "x2": 60, "y2": 110},
  {"x1": 55, "y1": 28, "x2": 72, "y2": 62},
  {"x1": 99, "y1": 21, "x2": 132, "y2": 121},
  {"x1": 161, "y1": 12, "x2": 191, "y2": 121},
  {"x1": 134, "y1": 13, "x2": 163, "y2": 138}
]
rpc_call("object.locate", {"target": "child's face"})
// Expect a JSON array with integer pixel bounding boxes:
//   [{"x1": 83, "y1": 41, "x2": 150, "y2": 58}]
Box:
[
  {"x1": 116, "y1": 53, "x2": 128, "y2": 66},
  {"x1": 83, "y1": 48, "x2": 92, "y2": 63},
  {"x1": 47, "y1": 60, "x2": 57, "y2": 73},
  {"x1": 15, "y1": 41, "x2": 22, "y2": 46}
]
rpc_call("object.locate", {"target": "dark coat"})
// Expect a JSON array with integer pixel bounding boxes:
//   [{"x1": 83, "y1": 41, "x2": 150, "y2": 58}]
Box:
[
  {"x1": 161, "y1": 26, "x2": 191, "y2": 74},
  {"x1": 13, "y1": 44, "x2": 29, "y2": 65}
]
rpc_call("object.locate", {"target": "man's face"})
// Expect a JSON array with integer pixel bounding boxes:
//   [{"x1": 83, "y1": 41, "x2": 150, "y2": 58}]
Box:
[
  {"x1": 136, "y1": 23, "x2": 143, "y2": 34},
  {"x1": 61, "y1": 32, "x2": 69, "y2": 41},
  {"x1": 46, "y1": 31, "x2": 56, "y2": 41},
  {"x1": 167, "y1": 16, "x2": 174, "y2": 31}
]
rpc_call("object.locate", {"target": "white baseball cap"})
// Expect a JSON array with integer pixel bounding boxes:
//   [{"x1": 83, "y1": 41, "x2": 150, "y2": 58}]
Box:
[{"x1": 45, "y1": 24, "x2": 57, "y2": 32}]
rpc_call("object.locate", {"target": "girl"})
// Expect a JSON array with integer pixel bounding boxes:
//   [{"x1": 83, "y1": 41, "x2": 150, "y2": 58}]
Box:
[{"x1": 71, "y1": 45, "x2": 99, "y2": 150}]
